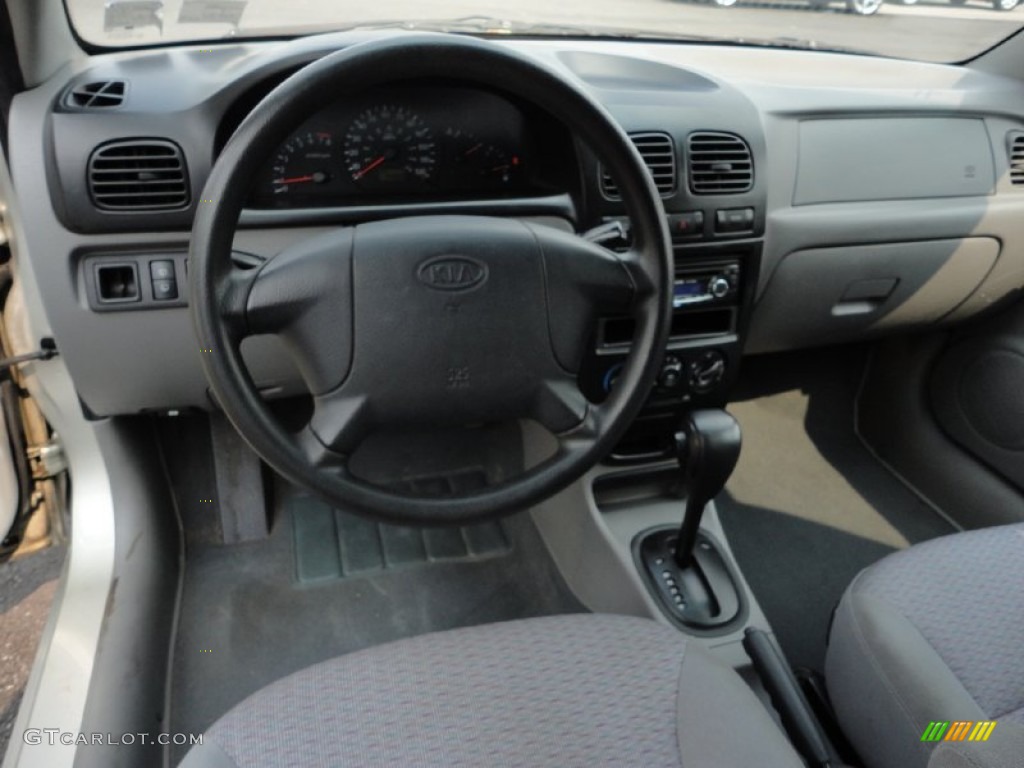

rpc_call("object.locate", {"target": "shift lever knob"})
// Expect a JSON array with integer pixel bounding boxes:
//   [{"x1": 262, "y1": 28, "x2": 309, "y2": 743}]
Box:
[{"x1": 673, "y1": 409, "x2": 742, "y2": 569}]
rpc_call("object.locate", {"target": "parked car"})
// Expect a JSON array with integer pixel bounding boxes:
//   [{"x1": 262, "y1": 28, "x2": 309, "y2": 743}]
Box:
[{"x1": 712, "y1": 0, "x2": 884, "y2": 15}]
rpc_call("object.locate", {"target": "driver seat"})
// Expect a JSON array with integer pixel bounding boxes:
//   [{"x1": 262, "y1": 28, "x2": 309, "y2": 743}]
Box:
[{"x1": 178, "y1": 614, "x2": 802, "y2": 767}]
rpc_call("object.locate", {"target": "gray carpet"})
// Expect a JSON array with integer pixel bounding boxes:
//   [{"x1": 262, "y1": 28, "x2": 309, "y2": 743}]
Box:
[
  {"x1": 169, "y1": 489, "x2": 583, "y2": 764},
  {"x1": 718, "y1": 348, "x2": 955, "y2": 674}
]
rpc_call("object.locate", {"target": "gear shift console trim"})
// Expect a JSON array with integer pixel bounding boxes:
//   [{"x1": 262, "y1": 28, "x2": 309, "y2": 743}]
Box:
[
  {"x1": 634, "y1": 408, "x2": 744, "y2": 632},
  {"x1": 635, "y1": 525, "x2": 745, "y2": 631}
]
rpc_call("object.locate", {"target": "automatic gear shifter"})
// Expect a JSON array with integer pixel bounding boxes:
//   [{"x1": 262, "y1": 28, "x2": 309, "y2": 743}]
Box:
[
  {"x1": 673, "y1": 410, "x2": 742, "y2": 569},
  {"x1": 636, "y1": 409, "x2": 744, "y2": 630}
]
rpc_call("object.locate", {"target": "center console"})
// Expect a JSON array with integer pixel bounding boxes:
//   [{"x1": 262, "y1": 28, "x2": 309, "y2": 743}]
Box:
[{"x1": 580, "y1": 233, "x2": 762, "y2": 463}]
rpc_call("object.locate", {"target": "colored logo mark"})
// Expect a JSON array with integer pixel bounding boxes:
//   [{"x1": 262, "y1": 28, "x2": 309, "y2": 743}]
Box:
[{"x1": 921, "y1": 721, "x2": 997, "y2": 743}]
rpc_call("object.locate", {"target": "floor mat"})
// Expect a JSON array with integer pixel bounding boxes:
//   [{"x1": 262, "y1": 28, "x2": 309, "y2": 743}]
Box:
[
  {"x1": 718, "y1": 348, "x2": 954, "y2": 674},
  {"x1": 169, "y1": 491, "x2": 583, "y2": 763},
  {"x1": 0, "y1": 545, "x2": 65, "y2": 755},
  {"x1": 291, "y1": 496, "x2": 510, "y2": 583}
]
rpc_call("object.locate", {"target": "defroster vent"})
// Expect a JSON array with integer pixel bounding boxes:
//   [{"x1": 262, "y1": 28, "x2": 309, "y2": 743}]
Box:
[
  {"x1": 687, "y1": 132, "x2": 753, "y2": 195},
  {"x1": 66, "y1": 80, "x2": 126, "y2": 109},
  {"x1": 600, "y1": 132, "x2": 677, "y2": 199},
  {"x1": 87, "y1": 139, "x2": 190, "y2": 211}
]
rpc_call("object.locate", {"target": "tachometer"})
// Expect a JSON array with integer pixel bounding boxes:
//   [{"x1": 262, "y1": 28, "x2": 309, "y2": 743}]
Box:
[
  {"x1": 343, "y1": 106, "x2": 437, "y2": 187},
  {"x1": 270, "y1": 131, "x2": 335, "y2": 196}
]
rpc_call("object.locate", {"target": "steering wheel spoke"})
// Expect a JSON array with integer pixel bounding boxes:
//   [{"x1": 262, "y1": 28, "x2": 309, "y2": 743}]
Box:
[
  {"x1": 308, "y1": 392, "x2": 371, "y2": 457},
  {"x1": 618, "y1": 248, "x2": 661, "y2": 302},
  {"x1": 532, "y1": 377, "x2": 591, "y2": 436},
  {"x1": 295, "y1": 422, "x2": 350, "y2": 472},
  {"x1": 244, "y1": 229, "x2": 356, "y2": 395}
]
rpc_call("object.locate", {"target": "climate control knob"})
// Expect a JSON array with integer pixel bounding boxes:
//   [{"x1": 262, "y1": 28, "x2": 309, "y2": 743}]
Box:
[
  {"x1": 657, "y1": 355, "x2": 685, "y2": 391},
  {"x1": 688, "y1": 350, "x2": 727, "y2": 394}
]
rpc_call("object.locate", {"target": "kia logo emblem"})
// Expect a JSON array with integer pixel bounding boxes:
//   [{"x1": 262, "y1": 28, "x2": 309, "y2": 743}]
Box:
[{"x1": 416, "y1": 256, "x2": 488, "y2": 291}]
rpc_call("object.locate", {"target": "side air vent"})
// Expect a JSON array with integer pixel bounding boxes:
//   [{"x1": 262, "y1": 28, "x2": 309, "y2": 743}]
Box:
[
  {"x1": 88, "y1": 139, "x2": 190, "y2": 211},
  {"x1": 600, "y1": 132, "x2": 677, "y2": 199},
  {"x1": 66, "y1": 80, "x2": 126, "y2": 109},
  {"x1": 687, "y1": 132, "x2": 754, "y2": 195},
  {"x1": 1009, "y1": 133, "x2": 1024, "y2": 186}
]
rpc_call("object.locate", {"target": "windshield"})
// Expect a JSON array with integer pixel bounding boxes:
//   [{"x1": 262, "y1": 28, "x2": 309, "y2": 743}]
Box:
[{"x1": 66, "y1": 0, "x2": 1022, "y2": 63}]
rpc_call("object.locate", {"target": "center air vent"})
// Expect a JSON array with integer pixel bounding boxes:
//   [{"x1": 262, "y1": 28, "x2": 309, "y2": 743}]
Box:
[
  {"x1": 66, "y1": 80, "x2": 126, "y2": 109},
  {"x1": 87, "y1": 140, "x2": 190, "y2": 211},
  {"x1": 687, "y1": 132, "x2": 754, "y2": 195},
  {"x1": 600, "y1": 132, "x2": 677, "y2": 199},
  {"x1": 1009, "y1": 133, "x2": 1024, "y2": 186}
]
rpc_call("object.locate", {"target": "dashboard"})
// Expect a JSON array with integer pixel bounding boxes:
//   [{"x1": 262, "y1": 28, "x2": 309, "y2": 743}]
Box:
[
  {"x1": 10, "y1": 33, "x2": 1024, "y2": 423},
  {"x1": 245, "y1": 85, "x2": 571, "y2": 208}
]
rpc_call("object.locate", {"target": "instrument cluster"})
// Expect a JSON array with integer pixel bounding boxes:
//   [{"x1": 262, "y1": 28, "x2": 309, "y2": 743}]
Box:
[{"x1": 248, "y1": 85, "x2": 559, "y2": 208}]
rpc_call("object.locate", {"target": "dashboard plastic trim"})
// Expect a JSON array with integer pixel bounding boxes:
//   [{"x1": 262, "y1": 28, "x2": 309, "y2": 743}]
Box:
[{"x1": 237, "y1": 193, "x2": 577, "y2": 227}]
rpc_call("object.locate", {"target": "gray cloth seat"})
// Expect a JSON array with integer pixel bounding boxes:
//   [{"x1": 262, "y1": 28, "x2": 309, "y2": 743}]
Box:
[
  {"x1": 179, "y1": 613, "x2": 802, "y2": 767},
  {"x1": 826, "y1": 523, "x2": 1024, "y2": 768}
]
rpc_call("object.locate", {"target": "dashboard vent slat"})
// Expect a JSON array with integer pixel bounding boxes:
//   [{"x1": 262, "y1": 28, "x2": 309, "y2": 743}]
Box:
[
  {"x1": 87, "y1": 140, "x2": 190, "y2": 211},
  {"x1": 1009, "y1": 133, "x2": 1024, "y2": 186},
  {"x1": 600, "y1": 132, "x2": 677, "y2": 199},
  {"x1": 66, "y1": 80, "x2": 126, "y2": 109},
  {"x1": 687, "y1": 132, "x2": 754, "y2": 195}
]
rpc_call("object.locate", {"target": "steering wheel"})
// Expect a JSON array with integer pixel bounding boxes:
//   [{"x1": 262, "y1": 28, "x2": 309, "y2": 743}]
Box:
[{"x1": 190, "y1": 34, "x2": 673, "y2": 525}]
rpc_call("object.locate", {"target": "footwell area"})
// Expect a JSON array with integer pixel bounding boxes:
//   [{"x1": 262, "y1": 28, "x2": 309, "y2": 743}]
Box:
[
  {"x1": 718, "y1": 348, "x2": 955, "y2": 674},
  {"x1": 169, "y1": 490, "x2": 582, "y2": 763},
  {"x1": 291, "y1": 496, "x2": 509, "y2": 583}
]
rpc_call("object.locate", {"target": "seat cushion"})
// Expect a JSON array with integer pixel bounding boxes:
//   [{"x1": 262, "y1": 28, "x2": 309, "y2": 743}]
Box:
[
  {"x1": 826, "y1": 524, "x2": 1024, "y2": 768},
  {"x1": 179, "y1": 613, "x2": 801, "y2": 768}
]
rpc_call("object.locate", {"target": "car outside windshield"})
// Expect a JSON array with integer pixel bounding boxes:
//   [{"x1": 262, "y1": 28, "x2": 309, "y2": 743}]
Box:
[{"x1": 66, "y1": 0, "x2": 1024, "y2": 63}]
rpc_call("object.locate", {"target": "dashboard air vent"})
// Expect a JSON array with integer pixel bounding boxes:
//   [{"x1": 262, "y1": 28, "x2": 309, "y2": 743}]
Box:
[
  {"x1": 1009, "y1": 133, "x2": 1024, "y2": 186},
  {"x1": 87, "y1": 140, "x2": 190, "y2": 211},
  {"x1": 687, "y1": 132, "x2": 754, "y2": 195},
  {"x1": 67, "y1": 80, "x2": 126, "y2": 109},
  {"x1": 600, "y1": 132, "x2": 677, "y2": 198}
]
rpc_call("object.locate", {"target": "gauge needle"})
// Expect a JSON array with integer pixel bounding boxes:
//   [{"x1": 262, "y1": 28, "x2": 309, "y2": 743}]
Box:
[
  {"x1": 353, "y1": 155, "x2": 387, "y2": 180},
  {"x1": 274, "y1": 172, "x2": 328, "y2": 185}
]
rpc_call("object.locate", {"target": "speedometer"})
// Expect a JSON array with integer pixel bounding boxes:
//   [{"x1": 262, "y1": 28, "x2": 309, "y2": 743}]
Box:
[{"x1": 343, "y1": 106, "x2": 437, "y2": 187}]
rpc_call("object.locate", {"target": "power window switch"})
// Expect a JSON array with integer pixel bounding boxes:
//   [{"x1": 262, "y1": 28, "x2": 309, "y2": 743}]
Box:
[{"x1": 152, "y1": 279, "x2": 178, "y2": 301}]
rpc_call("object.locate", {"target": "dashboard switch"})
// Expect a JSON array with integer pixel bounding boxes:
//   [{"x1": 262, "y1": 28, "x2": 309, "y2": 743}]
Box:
[
  {"x1": 152, "y1": 278, "x2": 178, "y2": 301},
  {"x1": 715, "y1": 208, "x2": 754, "y2": 234},
  {"x1": 149, "y1": 259, "x2": 176, "y2": 281},
  {"x1": 667, "y1": 211, "x2": 704, "y2": 240}
]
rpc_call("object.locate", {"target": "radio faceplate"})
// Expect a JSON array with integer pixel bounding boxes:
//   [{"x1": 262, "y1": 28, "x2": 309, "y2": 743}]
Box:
[{"x1": 673, "y1": 263, "x2": 741, "y2": 309}]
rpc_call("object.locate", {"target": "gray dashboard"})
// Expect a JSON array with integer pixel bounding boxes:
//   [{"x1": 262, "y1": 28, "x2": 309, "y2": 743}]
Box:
[{"x1": 9, "y1": 32, "x2": 1024, "y2": 417}]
